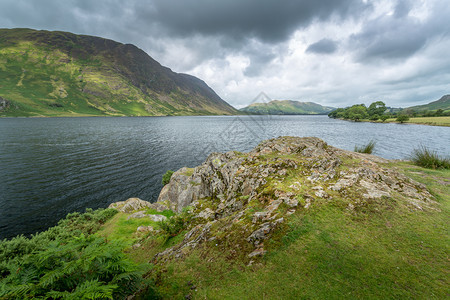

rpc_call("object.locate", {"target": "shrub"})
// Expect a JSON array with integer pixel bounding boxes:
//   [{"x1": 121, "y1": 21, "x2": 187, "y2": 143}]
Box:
[
  {"x1": 396, "y1": 115, "x2": 409, "y2": 123},
  {"x1": 380, "y1": 115, "x2": 389, "y2": 122},
  {"x1": 159, "y1": 216, "x2": 185, "y2": 237},
  {"x1": 0, "y1": 209, "x2": 141, "y2": 299},
  {"x1": 158, "y1": 207, "x2": 193, "y2": 237},
  {"x1": 0, "y1": 235, "x2": 141, "y2": 299},
  {"x1": 354, "y1": 140, "x2": 376, "y2": 154},
  {"x1": 0, "y1": 208, "x2": 117, "y2": 263},
  {"x1": 410, "y1": 146, "x2": 450, "y2": 169},
  {"x1": 162, "y1": 170, "x2": 174, "y2": 185},
  {"x1": 369, "y1": 114, "x2": 380, "y2": 121}
]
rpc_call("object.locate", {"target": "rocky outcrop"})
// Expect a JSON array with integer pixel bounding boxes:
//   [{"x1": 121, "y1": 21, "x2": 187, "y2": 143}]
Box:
[
  {"x1": 152, "y1": 137, "x2": 438, "y2": 262},
  {"x1": 0, "y1": 97, "x2": 10, "y2": 111},
  {"x1": 108, "y1": 197, "x2": 167, "y2": 213}
]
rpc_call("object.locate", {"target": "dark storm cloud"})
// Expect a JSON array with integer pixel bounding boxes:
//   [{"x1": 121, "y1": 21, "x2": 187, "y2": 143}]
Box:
[
  {"x1": 135, "y1": 0, "x2": 371, "y2": 44},
  {"x1": 0, "y1": 0, "x2": 372, "y2": 49},
  {"x1": 350, "y1": 0, "x2": 450, "y2": 62},
  {"x1": 306, "y1": 38, "x2": 338, "y2": 54},
  {"x1": 0, "y1": 0, "x2": 139, "y2": 44},
  {"x1": 0, "y1": 0, "x2": 371, "y2": 68}
]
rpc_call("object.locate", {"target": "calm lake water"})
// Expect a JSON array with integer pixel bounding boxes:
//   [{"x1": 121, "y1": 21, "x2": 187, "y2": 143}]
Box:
[{"x1": 0, "y1": 115, "x2": 449, "y2": 239}]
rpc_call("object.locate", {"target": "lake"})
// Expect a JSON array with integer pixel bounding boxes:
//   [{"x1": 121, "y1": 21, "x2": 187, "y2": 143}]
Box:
[{"x1": 1, "y1": 115, "x2": 449, "y2": 239}]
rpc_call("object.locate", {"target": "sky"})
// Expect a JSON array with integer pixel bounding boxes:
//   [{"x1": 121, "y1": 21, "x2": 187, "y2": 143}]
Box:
[{"x1": 0, "y1": 0, "x2": 449, "y2": 108}]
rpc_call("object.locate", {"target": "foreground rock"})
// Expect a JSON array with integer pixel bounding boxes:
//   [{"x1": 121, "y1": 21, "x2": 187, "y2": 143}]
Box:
[
  {"x1": 0, "y1": 96, "x2": 10, "y2": 111},
  {"x1": 153, "y1": 136, "x2": 438, "y2": 262},
  {"x1": 108, "y1": 197, "x2": 168, "y2": 213}
]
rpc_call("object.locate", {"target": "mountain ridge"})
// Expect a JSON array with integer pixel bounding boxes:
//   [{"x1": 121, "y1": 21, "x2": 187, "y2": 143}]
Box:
[
  {"x1": 0, "y1": 28, "x2": 237, "y2": 116},
  {"x1": 240, "y1": 99, "x2": 335, "y2": 115},
  {"x1": 407, "y1": 94, "x2": 450, "y2": 111}
]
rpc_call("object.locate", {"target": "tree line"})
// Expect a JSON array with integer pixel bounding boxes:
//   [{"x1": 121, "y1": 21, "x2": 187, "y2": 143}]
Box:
[
  {"x1": 328, "y1": 101, "x2": 391, "y2": 122},
  {"x1": 328, "y1": 101, "x2": 449, "y2": 122}
]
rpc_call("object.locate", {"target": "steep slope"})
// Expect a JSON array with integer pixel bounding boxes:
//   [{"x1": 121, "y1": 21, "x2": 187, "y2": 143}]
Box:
[
  {"x1": 240, "y1": 99, "x2": 335, "y2": 115},
  {"x1": 407, "y1": 94, "x2": 450, "y2": 112},
  {"x1": 0, "y1": 28, "x2": 237, "y2": 116}
]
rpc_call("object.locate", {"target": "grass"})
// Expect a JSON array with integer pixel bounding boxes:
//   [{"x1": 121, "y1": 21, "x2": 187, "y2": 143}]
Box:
[
  {"x1": 383, "y1": 116, "x2": 450, "y2": 127},
  {"x1": 404, "y1": 116, "x2": 450, "y2": 126},
  {"x1": 146, "y1": 186, "x2": 449, "y2": 299},
  {"x1": 353, "y1": 116, "x2": 450, "y2": 127},
  {"x1": 409, "y1": 146, "x2": 450, "y2": 169},
  {"x1": 96, "y1": 212, "x2": 160, "y2": 243},
  {"x1": 354, "y1": 140, "x2": 376, "y2": 154}
]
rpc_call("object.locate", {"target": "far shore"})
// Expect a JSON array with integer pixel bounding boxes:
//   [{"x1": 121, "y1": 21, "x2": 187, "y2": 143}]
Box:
[{"x1": 337, "y1": 116, "x2": 450, "y2": 127}]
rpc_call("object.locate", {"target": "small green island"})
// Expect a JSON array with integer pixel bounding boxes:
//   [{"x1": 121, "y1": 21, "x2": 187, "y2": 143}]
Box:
[{"x1": 1, "y1": 137, "x2": 448, "y2": 299}]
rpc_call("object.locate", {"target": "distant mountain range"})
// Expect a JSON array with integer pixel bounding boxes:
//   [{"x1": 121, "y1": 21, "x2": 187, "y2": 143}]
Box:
[
  {"x1": 407, "y1": 95, "x2": 450, "y2": 111},
  {"x1": 0, "y1": 28, "x2": 237, "y2": 117},
  {"x1": 240, "y1": 99, "x2": 335, "y2": 115}
]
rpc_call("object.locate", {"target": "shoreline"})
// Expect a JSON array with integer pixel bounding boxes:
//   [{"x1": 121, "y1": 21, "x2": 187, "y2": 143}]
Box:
[{"x1": 334, "y1": 116, "x2": 450, "y2": 127}]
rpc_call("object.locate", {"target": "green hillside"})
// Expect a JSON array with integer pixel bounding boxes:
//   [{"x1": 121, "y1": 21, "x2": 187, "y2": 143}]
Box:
[
  {"x1": 407, "y1": 94, "x2": 450, "y2": 112},
  {"x1": 240, "y1": 99, "x2": 334, "y2": 115},
  {"x1": 0, "y1": 28, "x2": 237, "y2": 117}
]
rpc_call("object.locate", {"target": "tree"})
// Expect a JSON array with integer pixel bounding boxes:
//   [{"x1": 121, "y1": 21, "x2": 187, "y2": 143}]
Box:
[
  {"x1": 350, "y1": 113, "x2": 363, "y2": 121},
  {"x1": 347, "y1": 104, "x2": 368, "y2": 121},
  {"x1": 396, "y1": 115, "x2": 409, "y2": 123},
  {"x1": 368, "y1": 101, "x2": 386, "y2": 117},
  {"x1": 328, "y1": 108, "x2": 345, "y2": 119}
]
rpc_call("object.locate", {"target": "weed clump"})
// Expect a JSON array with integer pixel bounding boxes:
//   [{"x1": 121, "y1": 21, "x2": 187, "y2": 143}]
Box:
[
  {"x1": 410, "y1": 146, "x2": 450, "y2": 169},
  {"x1": 162, "y1": 170, "x2": 174, "y2": 185},
  {"x1": 354, "y1": 140, "x2": 376, "y2": 154}
]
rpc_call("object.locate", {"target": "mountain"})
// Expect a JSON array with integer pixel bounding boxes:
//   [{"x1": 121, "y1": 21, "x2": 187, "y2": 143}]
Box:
[
  {"x1": 407, "y1": 94, "x2": 450, "y2": 112},
  {"x1": 240, "y1": 99, "x2": 335, "y2": 115},
  {"x1": 0, "y1": 28, "x2": 237, "y2": 116}
]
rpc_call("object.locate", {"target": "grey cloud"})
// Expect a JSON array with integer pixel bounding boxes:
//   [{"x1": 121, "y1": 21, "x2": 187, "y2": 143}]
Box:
[
  {"x1": 244, "y1": 52, "x2": 277, "y2": 77},
  {"x1": 350, "y1": 0, "x2": 450, "y2": 62},
  {"x1": 351, "y1": 19, "x2": 427, "y2": 61},
  {"x1": 306, "y1": 38, "x2": 338, "y2": 54},
  {"x1": 393, "y1": 0, "x2": 413, "y2": 18},
  {"x1": 135, "y1": 0, "x2": 371, "y2": 44}
]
